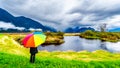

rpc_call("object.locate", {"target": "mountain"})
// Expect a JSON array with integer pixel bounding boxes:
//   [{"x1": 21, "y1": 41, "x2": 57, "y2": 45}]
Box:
[
  {"x1": 108, "y1": 28, "x2": 120, "y2": 32},
  {"x1": 44, "y1": 26, "x2": 57, "y2": 32},
  {"x1": 64, "y1": 26, "x2": 95, "y2": 33},
  {"x1": 0, "y1": 8, "x2": 14, "y2": 22},
  {"x1": 0, "y1": 8, "x2": 57, "y2": 32}
]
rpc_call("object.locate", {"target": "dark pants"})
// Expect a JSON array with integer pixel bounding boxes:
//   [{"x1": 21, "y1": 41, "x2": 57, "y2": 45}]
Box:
[
  {"x1": 30, "y1": 54, "x2": 35, "y2": 63},
  {"x1": 30, "y1": 47, "x2": 38, "y2": 63}
]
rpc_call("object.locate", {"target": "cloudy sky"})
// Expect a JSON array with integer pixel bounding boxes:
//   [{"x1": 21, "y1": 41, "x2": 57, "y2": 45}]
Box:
[{"x1": 0, "y1": 0, "x2": 120, "y2": 31}]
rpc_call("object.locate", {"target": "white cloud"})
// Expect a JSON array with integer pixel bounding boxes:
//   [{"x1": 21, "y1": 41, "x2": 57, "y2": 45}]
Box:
[
  {"x1": 29, "y1": 28, "x2": 42, "y2": 31},
  {"x1": 0, "y1": 0, "x2": 120, "y2": 30},
  {"x1": 103, "y1": 15, "x2": 120, "y2": 29},
  {"x1": 0, "y1": 21, "x2": 25, "y2": 30}
]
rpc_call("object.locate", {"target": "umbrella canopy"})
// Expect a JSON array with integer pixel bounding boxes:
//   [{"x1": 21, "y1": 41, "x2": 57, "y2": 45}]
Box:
[{"x1": 22, "y1": 32, "x2": 46, "y2": 48}]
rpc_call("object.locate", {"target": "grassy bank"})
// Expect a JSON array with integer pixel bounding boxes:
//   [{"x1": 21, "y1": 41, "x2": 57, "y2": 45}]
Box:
[
  {"x1": 80, "y1": 30, "x2": 120, "y2": 42},
  {"x1": 42, "y1": 32, "x2": 64, "y2": 45},
  {"x1": 7, "y1": 32, "x2": 65, "y2": 45},
  {"x1": 0, "y1": 34, "x2": 120, "y2": 67}
]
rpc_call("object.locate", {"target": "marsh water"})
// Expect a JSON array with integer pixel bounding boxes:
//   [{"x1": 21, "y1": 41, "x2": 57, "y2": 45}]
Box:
[{"x1": 38, "y1": 36, "x2": 120, "y2": 52}]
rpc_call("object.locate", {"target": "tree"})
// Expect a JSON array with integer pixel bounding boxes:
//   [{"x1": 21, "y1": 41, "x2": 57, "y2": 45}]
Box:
[{"x1": 100, "y1": 23, "x2": 107, "y2": 32}]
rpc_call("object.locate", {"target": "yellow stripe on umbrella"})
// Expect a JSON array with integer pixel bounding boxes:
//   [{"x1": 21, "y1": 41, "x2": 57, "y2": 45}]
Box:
[{"x1": 22, "y1": 32, "x2": 46, "y2": 48}]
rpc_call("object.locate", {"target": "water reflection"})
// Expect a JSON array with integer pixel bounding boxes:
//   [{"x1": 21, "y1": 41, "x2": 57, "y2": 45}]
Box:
[
  {"x1": 105, "y1": 42, "x2": 120, "y2": 52},
  {"x1": 38, "y1": 36, "x2": 120, "y2": 53}
]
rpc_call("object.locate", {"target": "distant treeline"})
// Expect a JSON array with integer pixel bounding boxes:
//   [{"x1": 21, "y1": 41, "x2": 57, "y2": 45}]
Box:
[{"x1": 0, "y1": 28, "x2": 30, "y2": 33}]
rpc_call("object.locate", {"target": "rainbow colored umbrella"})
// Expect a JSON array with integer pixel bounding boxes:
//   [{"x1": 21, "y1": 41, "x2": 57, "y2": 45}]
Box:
[{"x1": 22, "y1": 32, "x2": 46, "y2": 48}]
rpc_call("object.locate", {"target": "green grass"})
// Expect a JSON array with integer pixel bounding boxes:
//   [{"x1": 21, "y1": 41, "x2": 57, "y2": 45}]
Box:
[
  {"x1": 0, "y1": 35, "x2": 120, "y2": 68},
  {"x1": 0, "y1": 52, "x2": 120, "y2": 68}
]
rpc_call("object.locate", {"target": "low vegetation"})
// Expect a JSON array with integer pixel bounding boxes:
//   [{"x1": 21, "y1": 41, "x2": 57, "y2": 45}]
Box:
[
  {"x1": 80, "y1": 30, "x2": 120, "y2": 42},
  {"x1": 43, "y1": 32, "x2": 64, "y2": 45}
]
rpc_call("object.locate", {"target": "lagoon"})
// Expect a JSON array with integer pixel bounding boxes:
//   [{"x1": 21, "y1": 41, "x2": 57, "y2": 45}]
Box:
[{"x1": 38, "y1": 36, "x2": 120, "y2": 53}]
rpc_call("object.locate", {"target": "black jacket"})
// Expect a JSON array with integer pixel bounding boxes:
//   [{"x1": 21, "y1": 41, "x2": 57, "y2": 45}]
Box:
[{"x1": 30, "y1": 47, "x2": 38, "y2": 55}]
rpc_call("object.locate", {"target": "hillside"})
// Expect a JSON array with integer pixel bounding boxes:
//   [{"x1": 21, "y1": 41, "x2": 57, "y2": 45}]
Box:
[
  {"x1": 108, "y1": 28, "x2": 120, "y2": 32},
  {"x1": 0, "y1": 34, "x2": 29, "y2": 56}
]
